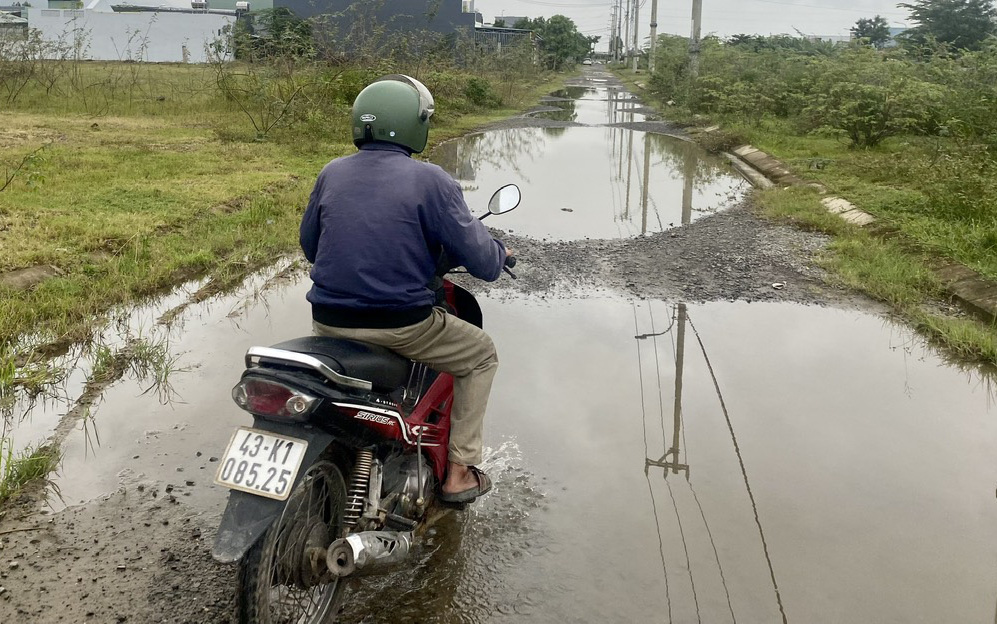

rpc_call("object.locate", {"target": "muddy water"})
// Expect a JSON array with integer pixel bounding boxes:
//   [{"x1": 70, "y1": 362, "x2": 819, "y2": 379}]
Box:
[
  {"x1": 431, "y1": 92, "x2": 746, "y2": 242},
  {"x1": 44, "y1": 276, "x2": 997, "y2": 623}
]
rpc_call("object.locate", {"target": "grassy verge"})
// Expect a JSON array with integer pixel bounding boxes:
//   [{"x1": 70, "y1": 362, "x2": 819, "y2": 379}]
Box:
[
  {"x1": 614, "y1": 66, "x2": 997, "y2": 366},
  {"x1": 0, "y1": 62, "x2": 565, "y2": 388}
]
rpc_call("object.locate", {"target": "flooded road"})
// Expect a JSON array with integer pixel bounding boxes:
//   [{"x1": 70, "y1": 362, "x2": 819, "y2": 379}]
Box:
[
  {"x1": 4, "y1": 68, "x2": 997, "y2": 623},
  {"x1": 34, "y1": 281, "x2": 997, "y2": 623},
  {"x1": 431, "y1": 84, "x2": 747, "y2": 241}
]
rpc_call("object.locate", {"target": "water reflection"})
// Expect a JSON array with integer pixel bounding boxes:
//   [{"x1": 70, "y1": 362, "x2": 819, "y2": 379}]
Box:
[
  {"x1": 634, "y1": 302, "x2": 787, "y2": 623},
  {"x1": 431, "y1": 127, "x2": 746, "y2": 241},
  {"x1": 531, "y1": 87, "x2": 650, "y2": 125}
]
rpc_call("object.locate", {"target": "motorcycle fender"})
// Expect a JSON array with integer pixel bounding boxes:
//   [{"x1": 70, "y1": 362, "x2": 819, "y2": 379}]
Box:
[{"x1": 211, "y1": 420, "x2": 335, "y2": 564}]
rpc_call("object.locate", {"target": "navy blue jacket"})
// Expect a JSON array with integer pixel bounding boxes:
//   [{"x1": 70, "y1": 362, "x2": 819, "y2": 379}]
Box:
[{"x1": 300, "y1": 142, "x2": 506, "y2": 327}]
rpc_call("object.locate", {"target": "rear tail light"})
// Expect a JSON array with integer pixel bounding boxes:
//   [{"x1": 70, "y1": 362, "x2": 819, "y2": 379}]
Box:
[{"x1": 232, "y1": 378, "x2": 319, "y2": 422}]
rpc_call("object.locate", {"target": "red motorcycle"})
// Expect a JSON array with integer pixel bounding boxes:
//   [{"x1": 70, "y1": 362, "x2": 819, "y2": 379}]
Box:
[{"x1": 211, "y1": 184, "x2": 521, "y2": 624}]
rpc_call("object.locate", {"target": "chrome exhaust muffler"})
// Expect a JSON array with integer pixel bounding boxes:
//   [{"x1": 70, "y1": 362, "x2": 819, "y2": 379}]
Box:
[{"x1": 326, "y1": 531, "x2": 412, "y2": 578}]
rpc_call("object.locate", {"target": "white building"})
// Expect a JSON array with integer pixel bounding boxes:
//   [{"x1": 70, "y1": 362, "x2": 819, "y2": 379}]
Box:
[{"x1": 26, "y1": 7, "x2": 233, "y2": 62}]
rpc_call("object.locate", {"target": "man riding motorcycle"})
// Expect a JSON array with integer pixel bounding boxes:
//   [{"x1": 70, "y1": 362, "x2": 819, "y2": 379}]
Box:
[{"x1": 299, "y1": 74, "x2": 509, "y2": 504}]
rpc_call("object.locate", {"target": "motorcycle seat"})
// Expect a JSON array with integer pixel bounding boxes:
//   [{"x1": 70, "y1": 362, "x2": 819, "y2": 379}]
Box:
[{"x1": 268, "y1": 336, "x2": 410, "y2": 393}]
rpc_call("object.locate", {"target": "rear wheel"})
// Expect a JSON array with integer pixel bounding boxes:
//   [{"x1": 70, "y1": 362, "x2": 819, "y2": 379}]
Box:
[{"x1": 236, "y1": 460, "x2": 348, "y2": 624}]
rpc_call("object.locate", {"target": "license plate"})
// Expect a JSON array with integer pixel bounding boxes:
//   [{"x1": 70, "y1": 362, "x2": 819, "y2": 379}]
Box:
[{"x1": 214, "y1": 427, "x2": 308, "y2": 501}]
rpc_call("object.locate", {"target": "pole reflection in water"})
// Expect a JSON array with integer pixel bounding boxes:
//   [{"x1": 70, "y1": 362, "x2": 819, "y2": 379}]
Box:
[{"x1": 633, "y1": 302, "x2": 789, "y2": 624}]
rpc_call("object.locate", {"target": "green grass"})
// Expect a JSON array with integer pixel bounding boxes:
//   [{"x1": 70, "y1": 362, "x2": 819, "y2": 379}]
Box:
[
  {"x1": 755, "y1": 184, "x2": 997, "y2": 365},
  {"x1": 0, "y1": 438, "x2": 61, "y2": 507},
  {"x1": 721, "y1": 119, "x2": 997, "y2": 282}
]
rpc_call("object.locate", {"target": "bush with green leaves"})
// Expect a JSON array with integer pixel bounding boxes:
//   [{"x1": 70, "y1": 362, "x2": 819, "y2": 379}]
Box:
[{"x1": 802, "y1": 49, "x2": 947, "y2": 147}]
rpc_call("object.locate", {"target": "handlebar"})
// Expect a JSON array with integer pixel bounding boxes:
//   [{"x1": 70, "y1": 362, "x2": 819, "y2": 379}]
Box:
[{"x1": 503, "y1": 254, "x2": 517, "y2": 280}]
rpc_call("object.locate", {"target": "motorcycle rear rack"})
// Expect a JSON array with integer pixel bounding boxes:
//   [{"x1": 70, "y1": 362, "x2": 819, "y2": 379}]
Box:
[{"x1": 245, "y1": 346, "x2": 373, "y2": 392}]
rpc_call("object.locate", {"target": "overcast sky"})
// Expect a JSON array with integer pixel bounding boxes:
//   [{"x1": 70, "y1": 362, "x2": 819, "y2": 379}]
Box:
[{"x1": 475, "y1": 0, "x2": 913, "y2": 49}]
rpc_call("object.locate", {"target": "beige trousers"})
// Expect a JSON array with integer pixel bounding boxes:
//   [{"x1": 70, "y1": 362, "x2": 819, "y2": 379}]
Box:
[{"x1": 313, "y1": 308, "x2": 498, "y2": 466}]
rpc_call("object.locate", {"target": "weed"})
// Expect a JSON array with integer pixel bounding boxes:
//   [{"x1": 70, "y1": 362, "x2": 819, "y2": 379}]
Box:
[
  {"x1": 128, "y1": 336, "x2": 186, "y2": 403},
  {"x1": 0, "y1": 438, "x2": 61, "y2": 507}
]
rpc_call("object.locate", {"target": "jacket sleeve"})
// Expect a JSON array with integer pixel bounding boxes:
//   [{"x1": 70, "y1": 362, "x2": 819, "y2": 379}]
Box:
[
  {"x1": 435, "y1": 177, "x2": 506, "y2": 282},
  {"x1": 299, "y1": 176, "x2": 323, "y2": 264}
]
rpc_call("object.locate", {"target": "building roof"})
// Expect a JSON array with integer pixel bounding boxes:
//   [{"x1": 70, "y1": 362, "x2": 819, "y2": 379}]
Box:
[{"x1": 0, "y1": 10, "x2": 27, "y2": 22}]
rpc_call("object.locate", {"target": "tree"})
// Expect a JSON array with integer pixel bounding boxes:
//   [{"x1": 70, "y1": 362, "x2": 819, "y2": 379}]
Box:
[
  {"x1": 512, "y1": 15, "x2": 594, "y2": 70},
  {"x1": 851, "y1": 15, "x2": 892, "y2": 48},
  {"x1": 493, "y1": 18, "x2": 506, "y2": 27},
  {"x1": 236, "y1": 8, "x2": 314, "y2": 60},
  {"x1": 898, "y1": 0, "x2": 997, "y2": 51}
]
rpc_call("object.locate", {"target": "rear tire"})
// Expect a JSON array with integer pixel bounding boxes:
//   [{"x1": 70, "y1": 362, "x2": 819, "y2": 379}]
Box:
[{"x1": 236, "y1": 461, "x2": 348, "y2": 624}]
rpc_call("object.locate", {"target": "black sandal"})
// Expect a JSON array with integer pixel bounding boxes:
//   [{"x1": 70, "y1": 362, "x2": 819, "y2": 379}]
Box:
[{"x1": 439, "y1": 466, "x2": 493, "y2": 504}]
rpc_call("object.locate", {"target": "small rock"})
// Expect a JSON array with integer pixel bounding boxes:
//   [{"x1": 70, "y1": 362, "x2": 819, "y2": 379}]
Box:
[
  {"x1": 185, "y1": 480, "x2": 195, "y2": 487},
  {"x1": 208, "y1": 457, "x2": 219, "y2": 463},
  {"x1": 8, "y1": 562, "x2": 18, "y2": 570},
  {"x1": 116, "y1": 565, "x2": 126, "y2": 571}
]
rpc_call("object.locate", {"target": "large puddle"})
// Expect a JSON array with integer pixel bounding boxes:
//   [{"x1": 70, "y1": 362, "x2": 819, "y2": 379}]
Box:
[
  {"x1": 35, "y1": 275, "x2": 997, "y2": 623},
  {"x1": 431, "y1": 88, "x2": 747, "y2": 241}
]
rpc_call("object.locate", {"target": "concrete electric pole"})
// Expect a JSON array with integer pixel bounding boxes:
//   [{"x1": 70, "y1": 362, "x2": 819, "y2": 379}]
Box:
[
  {"x1": 648, "y1": 0, "x2": 659, "y2": 73},
  {"x1": 613, "y1": 0, "x2": 621, "y2": 62},
  {"x1": 623, "y1": 0, "x2": 632, "y2": 67},
  {"x1": 689, "y1": 0, "x2": 703, "y2": 77},
  {"x1": 631, "y1": 0, "x2": 639, "y2": 71}
]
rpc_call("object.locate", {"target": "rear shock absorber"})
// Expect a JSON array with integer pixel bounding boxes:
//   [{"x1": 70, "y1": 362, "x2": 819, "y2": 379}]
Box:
[{"x1": 344, "y1": 449, "x2": 373, "y2": 529}]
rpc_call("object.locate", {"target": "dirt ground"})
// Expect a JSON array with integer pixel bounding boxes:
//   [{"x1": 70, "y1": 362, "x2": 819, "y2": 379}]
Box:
[{"x1": 0, "y1": 70, "x2": 869, "y2": 624}]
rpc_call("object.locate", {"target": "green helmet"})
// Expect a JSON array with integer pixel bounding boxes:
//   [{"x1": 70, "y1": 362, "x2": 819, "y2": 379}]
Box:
[{"x1": 352, "y1": 74, "x2": 435, "y2": 154}]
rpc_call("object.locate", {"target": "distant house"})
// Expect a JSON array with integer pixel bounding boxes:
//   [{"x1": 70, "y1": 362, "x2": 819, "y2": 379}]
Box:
[
  {"x1": 0, "y1": 10, "x2": 28, "y2": 36},
  {"x1": 276, "y1": 0, "x2": 475, "y2": 34},
  {"x1": 473, "y1": 24, "x2": 540, "y2": 58},
  {"x1": 26, "y1": 7, "x2": 234, "y2": 61},
  {"x1": 492, "y1": 15, "x2": 525, "y2": 27}
]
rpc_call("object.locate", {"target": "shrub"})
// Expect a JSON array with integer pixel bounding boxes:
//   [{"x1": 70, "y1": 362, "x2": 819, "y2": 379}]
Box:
[
  {"x1": 463, "y1": 76, "x2": 501, "y2": 108},
  {"x1": 802, "y1": 50, "x2": 946, "y2": 147}
]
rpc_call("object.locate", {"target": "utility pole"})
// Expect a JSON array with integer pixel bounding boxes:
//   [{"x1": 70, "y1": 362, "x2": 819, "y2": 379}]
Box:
[
  {"x1": 644, "y1": 303, "x2": 690, "y2": 478},
  {"x1": 617, "y1": 0, "x2": 624, "y2": 63},
  {"x1": 631, "y1": 0, "x2": 640, "y2": 71},
  {"x1": 689, "y1": 0, "x2": 703, "y2": 77},
  {"x1": 641, "y1": 133, "x2": 650, "y2": 235},
  {"x1": 612, "y1": 0, "x2": 621, "y2": 62},
  {"x1": 648, "y1": 0, "x2": 659, "y2": 73},
  {"x1": 623, "y1": 0, "x2": 631, "y2": 68}
]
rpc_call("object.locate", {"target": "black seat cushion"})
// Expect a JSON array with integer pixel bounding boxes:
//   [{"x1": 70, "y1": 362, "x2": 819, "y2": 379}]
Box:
[{"x1": 269, "y1": 336, "x2": 410, "y2": 392}]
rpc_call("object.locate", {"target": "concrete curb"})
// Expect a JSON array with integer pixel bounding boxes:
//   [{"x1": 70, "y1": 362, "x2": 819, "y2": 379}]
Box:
[
  {"x1": 723, "y1": 143, "x2": 997, "y2": 325},
  {"x1": 726, "y1": 144, "x2": 878, "y2": 227}
]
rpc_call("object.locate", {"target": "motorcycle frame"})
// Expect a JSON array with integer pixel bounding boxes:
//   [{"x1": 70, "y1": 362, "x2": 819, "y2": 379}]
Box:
[{"x1": 213, "y1": 279, "x2": 478, "y2": 563}]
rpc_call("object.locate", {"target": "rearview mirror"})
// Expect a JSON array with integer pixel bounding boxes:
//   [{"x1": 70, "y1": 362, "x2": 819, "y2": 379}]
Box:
[{"x1": 487, "y1": 184, "x2": 521, "y2": 215}]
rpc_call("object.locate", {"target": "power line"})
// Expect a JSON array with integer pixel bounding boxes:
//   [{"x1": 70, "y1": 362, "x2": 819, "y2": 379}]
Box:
[
  {"x1": 739, "y1": 0, "x2": 908, "y2": 18},
  {"x1": 507, "y1": 0, "x2": 612, "y2": 7}
]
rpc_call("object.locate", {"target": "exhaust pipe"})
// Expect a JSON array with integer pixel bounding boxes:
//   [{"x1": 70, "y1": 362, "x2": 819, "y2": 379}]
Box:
[{"x1": 326, "y1": 531, "x2": 412, "y2": 578}]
